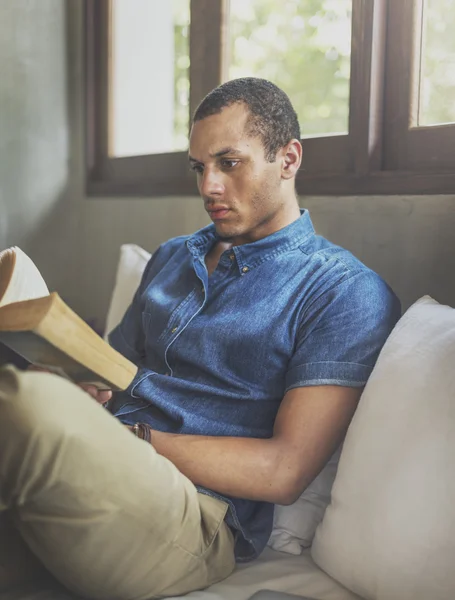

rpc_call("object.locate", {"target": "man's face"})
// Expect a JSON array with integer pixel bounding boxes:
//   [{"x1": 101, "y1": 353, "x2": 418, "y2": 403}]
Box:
[{"x1": 189, "y1": 103, "x2": 290, "y2": 246}]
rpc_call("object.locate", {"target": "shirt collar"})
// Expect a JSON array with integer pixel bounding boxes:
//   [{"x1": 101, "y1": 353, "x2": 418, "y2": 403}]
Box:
[{"x1": 186, "y1": 209, "x2": 315, "y2": 274}]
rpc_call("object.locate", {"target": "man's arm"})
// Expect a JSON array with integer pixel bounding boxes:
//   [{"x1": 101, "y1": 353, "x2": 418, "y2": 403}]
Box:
[{"x1": 148, "y1": 385, "x2": 361, "y2": 505}]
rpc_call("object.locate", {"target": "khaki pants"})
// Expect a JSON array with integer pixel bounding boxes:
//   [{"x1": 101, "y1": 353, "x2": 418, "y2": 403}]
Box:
[{"x1": 0, "y1": 366, "x2": 235, "y2": 599}]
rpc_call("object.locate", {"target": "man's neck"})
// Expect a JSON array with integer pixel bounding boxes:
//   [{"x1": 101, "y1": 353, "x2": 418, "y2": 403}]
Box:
[{"x1": 205, "y1": 241, "x2": 232, "y2": 277}]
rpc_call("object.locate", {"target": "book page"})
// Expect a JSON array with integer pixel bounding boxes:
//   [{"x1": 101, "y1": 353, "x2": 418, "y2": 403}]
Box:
[{"x1": 0, "y1": 247, "x2": 49, "y2": 307}]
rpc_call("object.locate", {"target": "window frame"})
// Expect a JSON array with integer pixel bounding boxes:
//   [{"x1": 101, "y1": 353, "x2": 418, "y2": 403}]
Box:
[
  {"x1": 383, "y1": 0, "x2": 455, "y2": 173},
  {"x1": 85, "y1": 0, "x2": 455, "y2": 197}
]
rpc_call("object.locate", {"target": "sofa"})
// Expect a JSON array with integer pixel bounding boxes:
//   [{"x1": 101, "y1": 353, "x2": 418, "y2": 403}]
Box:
[{"x1": 3, "y1": 244, "x2": 454, "y2": 600}]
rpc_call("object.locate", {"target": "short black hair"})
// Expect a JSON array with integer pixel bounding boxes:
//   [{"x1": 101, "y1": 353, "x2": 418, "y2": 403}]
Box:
[{"x1": 193, "y1": 77, "x2": 301, "y2": 162}]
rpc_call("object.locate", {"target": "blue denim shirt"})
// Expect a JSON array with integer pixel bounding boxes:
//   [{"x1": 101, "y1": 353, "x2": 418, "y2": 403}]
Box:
[{"x1": 108, "y1": 209, "x2": 400, "y2": 561}]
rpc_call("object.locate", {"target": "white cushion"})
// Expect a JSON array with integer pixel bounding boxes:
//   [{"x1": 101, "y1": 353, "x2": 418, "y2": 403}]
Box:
[
  {"x1": 170, "y1": 547, "x2": 361, "y2": 600},
  {"x1": 311, "y1": 296, "x2": 455, "y2": 600},
  {"x1": 104, "y1": 244, "x2": 151, "y2": 339},
  {"x1": 268, "y1": 447, "x2": 341, "y2": 555}
]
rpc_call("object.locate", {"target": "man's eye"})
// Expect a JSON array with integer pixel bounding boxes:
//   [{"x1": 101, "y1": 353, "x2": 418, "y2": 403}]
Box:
[
  {"x1": 190, "y1": 164, "x2": 204, "y2": 174},
  {"x1": 221, "y1": 159, "x2": 239, "y2": 169}
]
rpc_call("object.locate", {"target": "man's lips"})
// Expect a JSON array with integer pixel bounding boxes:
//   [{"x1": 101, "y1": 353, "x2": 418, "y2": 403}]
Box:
[{"x1": 206, "y1": 207, "x2": 230, "y2": 220}]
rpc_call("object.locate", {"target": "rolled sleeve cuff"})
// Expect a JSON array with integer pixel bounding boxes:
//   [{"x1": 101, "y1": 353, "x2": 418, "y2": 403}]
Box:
[{"x1": 285, "y1": 361, "x2": 372, "y2": 392}]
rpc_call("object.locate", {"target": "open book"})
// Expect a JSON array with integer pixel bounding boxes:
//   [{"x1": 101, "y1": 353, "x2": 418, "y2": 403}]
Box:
[{"x1": 0, "y1": 247, "x2": 137, "y2": 390}]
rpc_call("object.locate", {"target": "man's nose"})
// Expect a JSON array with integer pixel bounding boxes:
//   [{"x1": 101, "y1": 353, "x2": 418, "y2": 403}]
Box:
[{"x1": 200, "y1": 168, "x2": 224, "y2": 197}]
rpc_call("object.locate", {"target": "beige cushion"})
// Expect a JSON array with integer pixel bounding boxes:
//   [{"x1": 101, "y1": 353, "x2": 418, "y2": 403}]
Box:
[
  {"x1": 311, "y1": 296, "x2": 455, "y2": 600},
  {"x1": 104, "y1": 244, "x2": 151, "y2": 339}
]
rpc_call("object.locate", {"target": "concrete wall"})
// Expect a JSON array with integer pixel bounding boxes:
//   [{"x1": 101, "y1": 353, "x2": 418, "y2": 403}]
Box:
[
  {"x1": 0, "y1": 1, "x2": 70, "y2": 288},
  {"x1": 1, "y1": 0, "x2": 455, "y2": 330}
]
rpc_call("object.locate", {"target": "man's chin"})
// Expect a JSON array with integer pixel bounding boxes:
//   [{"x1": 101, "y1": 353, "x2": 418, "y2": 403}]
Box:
[{"x1": 214, "y1": 223, "x2": 237, "y2": 241}]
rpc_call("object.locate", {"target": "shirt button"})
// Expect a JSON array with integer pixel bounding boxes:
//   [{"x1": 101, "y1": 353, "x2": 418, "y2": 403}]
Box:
[
  {"x1": 242, "y1": 266, "x2": 249, "y2": 273},
  {"x1": 229, "y1": 253, "x2": 235, "y2": 260},
  {"x1": 171, "y1": 327, "x2": 178, "y2": 333}
]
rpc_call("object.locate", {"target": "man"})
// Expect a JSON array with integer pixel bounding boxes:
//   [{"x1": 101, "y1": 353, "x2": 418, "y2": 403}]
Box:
[{"x1": 0, "y1": 78, "x2": 400, "y2": 599}]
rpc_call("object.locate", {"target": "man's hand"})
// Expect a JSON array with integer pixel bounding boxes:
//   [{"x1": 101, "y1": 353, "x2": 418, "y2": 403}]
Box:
[{"x1": 78, "y1": 385, "x2": 112, "y2": 405}]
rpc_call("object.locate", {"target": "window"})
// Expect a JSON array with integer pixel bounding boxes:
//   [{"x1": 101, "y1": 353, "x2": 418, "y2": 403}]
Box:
[
  {"x1": 110, "y1": 0, "x2": 190, "y2": 157},
  {"x1": 228, "y1": 1, "x2": 352, "y2": 137},
  {"x1": 85, "y1": 0, "x2": 455, "y2": 196},
  {"x1": 383, "y1": 0, "x2": 455, "y2": 180}
]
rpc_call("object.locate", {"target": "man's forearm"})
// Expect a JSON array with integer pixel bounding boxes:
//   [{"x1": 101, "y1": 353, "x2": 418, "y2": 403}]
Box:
[
  {"x1": 149, "y1": 431, "x2": 298, "y2": 504},
  {"x1": 128, "y1": 386, "x2": 360, "y2": 505}
]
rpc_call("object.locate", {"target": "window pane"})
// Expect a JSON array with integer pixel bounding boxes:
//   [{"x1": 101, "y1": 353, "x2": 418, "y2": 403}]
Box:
[
  {"x1": 110, "y1": 0, "x2": 190, "y2": 157},
  {"x1": 418, "y1": 0, "x2": 455, "y2": 126},
  {"x1": 228, "y1": 0, "x2": 352, "y2": 137}
]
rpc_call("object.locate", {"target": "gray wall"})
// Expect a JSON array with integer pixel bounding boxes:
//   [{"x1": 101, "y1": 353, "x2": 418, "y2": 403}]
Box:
[
  {"x1": 1, "y1": 0, "x2": 455, "y2": 330},
  {"x1": 0, "y1": 1, "x2": 70, "y2": 288}
]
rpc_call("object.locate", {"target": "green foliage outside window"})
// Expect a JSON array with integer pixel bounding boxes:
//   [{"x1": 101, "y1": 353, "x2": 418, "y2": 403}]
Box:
[
  {"x1": 419, "y1": 0, "x2": 455, "y2": 125},
  {"x1": 173, "y1": 0, "x2": 190, "y2": 149},
  {"x1": 228, "y1": 0, "x2": 352, "y2": 137}
]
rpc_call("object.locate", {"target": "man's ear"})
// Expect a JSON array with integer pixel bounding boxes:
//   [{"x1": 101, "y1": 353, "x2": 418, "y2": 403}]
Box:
[{"x1": 280, "y1": 139, "x2": 303, "y2": 180}]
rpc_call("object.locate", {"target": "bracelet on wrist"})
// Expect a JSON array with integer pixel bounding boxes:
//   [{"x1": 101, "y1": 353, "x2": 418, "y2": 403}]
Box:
[{"x1": 132, "y1": 422, "x2": 152, "y2": 444}]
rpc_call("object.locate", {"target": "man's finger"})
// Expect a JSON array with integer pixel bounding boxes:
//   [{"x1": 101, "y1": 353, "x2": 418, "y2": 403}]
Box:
[
  {"x1": 27, "y1": 365, "x2": 52, "y2": 373},
  {"x1": 97, "y1": 389, "x2": 113, "y2": 404},
  {"x1": 81, "y1": 385, "x2": 99, "y2": 399},
  {"x1": 80, "y1": 385, "x2": 112, "y2": 404}
]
